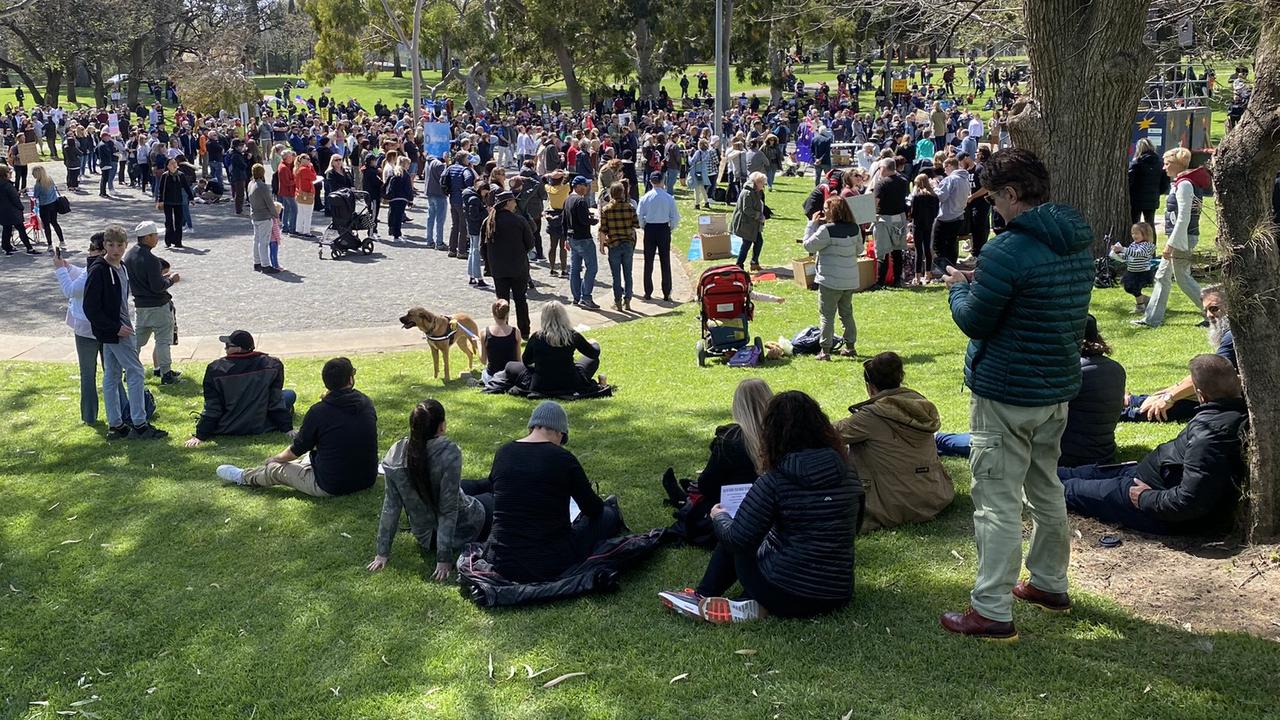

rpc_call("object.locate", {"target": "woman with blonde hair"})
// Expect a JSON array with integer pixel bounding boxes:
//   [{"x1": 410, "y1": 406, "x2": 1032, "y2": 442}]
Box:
[
  {"x1": 688, "y1": 139, "x2": 712, "y2": 209},
  {"x1": 31, "y1": 165, "x2": 67, "y2": 248},
  {"x1": 661, "y1": 378, "x2": 774, "y2": 546},
  {"x1": 506, "y1": 301, "x2": 604, "y2": 395},
  {"x1": 385, "y1": 156, "x2": 415, "y2": 239},
  {"x1": 802, "y1": 195, "x2": 862, "y2": 360}
]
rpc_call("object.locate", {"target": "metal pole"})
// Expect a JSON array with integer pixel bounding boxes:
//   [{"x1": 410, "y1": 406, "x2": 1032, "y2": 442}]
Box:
[{"x1": 714, "y1": 0, "x2": 724, "y2": 145}]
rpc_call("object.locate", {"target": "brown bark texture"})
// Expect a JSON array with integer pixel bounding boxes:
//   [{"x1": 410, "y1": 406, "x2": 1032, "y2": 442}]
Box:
[
  {"x1": 1007, "y1": 0, "x2": 1154, "y2": 255},
  {"x1": 1214, "y1": 0, "x2": 1280, "y2": 541}
]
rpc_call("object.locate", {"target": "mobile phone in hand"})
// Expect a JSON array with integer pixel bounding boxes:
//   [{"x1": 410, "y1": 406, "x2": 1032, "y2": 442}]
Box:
[
  {"x1": 53, "y1": 245, "x2": 61, "y2": 259},
  {"x1": 932, "y1": 256, "x2": 954, "y2": 277}
]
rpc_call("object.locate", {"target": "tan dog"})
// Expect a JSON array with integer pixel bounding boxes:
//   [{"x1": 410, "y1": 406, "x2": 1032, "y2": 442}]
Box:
[{"x1": 400, "y1": 307, "x2": 480, "y2": 379}]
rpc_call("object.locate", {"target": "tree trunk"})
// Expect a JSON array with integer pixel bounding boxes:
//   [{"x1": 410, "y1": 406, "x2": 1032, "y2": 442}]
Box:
[
  {"x1": 0, "y1": 56, "x2": 46, "y2": 105},
  {"x1": 127, "y1": 38, "x2": 144, "y2": 106},
  {"x1": 1214, "y1": 0, "x2": 1280, "y2": 541},
  {"x1": 551, "y1": 38, "x2": 583, "y2": 111},
  {"x1": 64, "y1": 56, "x2": 77, "y2": 105},
  {"x1": 1006, "y1": 0, "x2": 1154, "y2": 255},
  {"x1": 91, "y1": 60, "x2": 106, "y2": 107},
  {"x1": 460, "y1": 60, "x2": 489, "y2": 113},
  {"x1": 392, "y1": 46, "x2": 404, "y2": 78},
  {"x1": 826, "y1": 41, "x2": 835, "y2": 71},
  {"x1": 45, "y1": 66, "x2": 62, "y2": 108},
  {"x1": 767, "y1": 23, "x2": 784, "y2": 104},
  {"x1": 634, "y1": 17, "x2": 660, "y2": 98},
  {"x1": 929, "y1": 42, "x2": 938, "y2": 64}
]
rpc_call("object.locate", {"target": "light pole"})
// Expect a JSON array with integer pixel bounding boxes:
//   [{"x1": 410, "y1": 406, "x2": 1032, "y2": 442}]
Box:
[{"x1": 713, "y1": 0, "x2": 729, "y2": 148}]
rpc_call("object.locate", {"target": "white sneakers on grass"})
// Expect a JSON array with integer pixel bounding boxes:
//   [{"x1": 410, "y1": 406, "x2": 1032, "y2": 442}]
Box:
[{"x1": 216, "y1": 465, "x2": 245, "y2": 485}]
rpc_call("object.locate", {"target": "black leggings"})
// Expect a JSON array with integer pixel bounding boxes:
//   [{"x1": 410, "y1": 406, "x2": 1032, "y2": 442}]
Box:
[
  {"x1": 2, "y1": 222, "x2": 34, "y2": 251},
  {"x1": 932, "y1": 217, "x2": 964, "y2": 266},
  {"x1": 39, "y1": 204, "x2": 64, "y2": 246},
  {"x1": 913, "y1": 220, "x2": 934, "y2": 275},
  {"x1": 695, "y1": 542, "x2": 847, "y2": 618},
  {"x1": 13, "y1": 165, "x2": 27, "y2": 192}
]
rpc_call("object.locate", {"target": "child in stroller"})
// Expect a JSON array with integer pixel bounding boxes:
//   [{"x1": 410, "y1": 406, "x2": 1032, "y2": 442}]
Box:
[{"x1": 319, "y1": 187, "x2": 375, "y2": 259}]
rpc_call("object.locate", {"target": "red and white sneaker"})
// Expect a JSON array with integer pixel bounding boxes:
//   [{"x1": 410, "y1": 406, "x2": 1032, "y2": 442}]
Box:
[
  {"x1": 658, "y1": 588, "x2": 703, "y2": 620},
  {"x1": 699, "y1": 596, "x2": 766, "y2": 624}
]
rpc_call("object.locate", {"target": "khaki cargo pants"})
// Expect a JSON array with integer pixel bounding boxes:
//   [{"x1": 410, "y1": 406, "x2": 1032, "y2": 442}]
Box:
[
  {"x1": 968, "y1": 395, "x2": 1070, "y2": 622},
  {"x1": 240, "y1": 453, "x2": 330, "y2": 497}
]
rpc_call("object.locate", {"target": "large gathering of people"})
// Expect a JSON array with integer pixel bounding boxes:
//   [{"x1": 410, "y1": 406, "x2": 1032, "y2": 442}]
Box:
[{"x1": 1, "y1": 52, "x2": 1260, "y2": 642}]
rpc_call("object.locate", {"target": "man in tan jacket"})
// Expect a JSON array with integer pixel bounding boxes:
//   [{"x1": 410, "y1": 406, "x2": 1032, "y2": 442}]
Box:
[{"x1": 834, "y1": 352, "x2": 954, "y2": 531}]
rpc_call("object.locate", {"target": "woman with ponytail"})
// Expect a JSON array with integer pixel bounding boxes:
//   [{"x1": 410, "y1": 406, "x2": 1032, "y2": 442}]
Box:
[{"x1": 367, "y1": 399, "x2": 493, "y2": 580}]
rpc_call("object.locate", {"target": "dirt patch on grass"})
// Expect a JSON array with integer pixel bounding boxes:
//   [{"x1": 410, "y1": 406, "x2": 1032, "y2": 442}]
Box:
[{"x1": 1068, "y1": 518, "x2": 1280, "y2": 641}]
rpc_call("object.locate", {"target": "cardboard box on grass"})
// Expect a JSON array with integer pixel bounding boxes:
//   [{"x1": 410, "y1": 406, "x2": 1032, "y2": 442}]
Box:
[
  {"x1": 793, "y1": 256, "x2": 817, "y2": 290},
  {"x1": 855, "y1": 256, "x2": 877, "y2": 291},
  {"x1": 699, "y1": 214, "x2": 733, "y2": 260}
]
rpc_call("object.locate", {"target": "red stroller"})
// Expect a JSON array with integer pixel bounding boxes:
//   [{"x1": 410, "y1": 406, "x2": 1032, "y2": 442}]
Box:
[{"x1": 696, "y1": 264, "x2": 762, "y2": 367}]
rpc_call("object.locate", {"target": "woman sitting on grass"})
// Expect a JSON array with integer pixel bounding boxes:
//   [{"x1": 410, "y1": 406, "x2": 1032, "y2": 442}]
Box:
[
  {"x1": 504, "y1": 301, "x2": 605, "y2": 396},
  {"x1": 662, "y1": 378, "x2": 772, "y2": 548},
  {"x1": 367, "y1": 399, "x2": 494, "y2": 581},
  {"x1": 659, "y1": 391, "x2": 863, "y2": 624}
]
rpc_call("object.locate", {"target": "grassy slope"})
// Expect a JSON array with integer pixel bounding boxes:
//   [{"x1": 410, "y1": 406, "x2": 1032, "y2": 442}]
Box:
[{"x1": 1, "y1": 174, "x2": 1275, "y2": 720}]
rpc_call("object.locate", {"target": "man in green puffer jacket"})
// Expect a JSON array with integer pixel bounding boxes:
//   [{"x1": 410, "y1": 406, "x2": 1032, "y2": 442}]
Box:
[{"x1": 939, "y1": 148, "x2": 1095, "y2": 642}]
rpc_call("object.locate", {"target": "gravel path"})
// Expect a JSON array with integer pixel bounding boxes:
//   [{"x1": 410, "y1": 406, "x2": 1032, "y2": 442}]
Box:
[{"x1": 0, "y1": 163, "x2": 688, "y2": 338}]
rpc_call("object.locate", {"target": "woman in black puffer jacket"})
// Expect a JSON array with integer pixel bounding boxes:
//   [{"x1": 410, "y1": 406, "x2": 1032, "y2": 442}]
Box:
[
  {"x1": 1127, "y1": 138, "x2": 1168, "y2": 224},
  {"x1": 660, "y1": 391, "x2": 863, "y2": 623},
  {"x1": 1059, "y1": 315, "x2": 1126, "y2": 467}
]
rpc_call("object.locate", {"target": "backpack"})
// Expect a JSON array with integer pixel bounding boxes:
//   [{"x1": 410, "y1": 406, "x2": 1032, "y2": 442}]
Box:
[{"x1": 791, "y1": 326, "x2": 842, "y2": 354}]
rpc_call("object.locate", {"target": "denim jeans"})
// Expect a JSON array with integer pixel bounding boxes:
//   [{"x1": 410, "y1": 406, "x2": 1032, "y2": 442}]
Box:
[
  {"x1": 568, "y1": 237, "x2": 598, "y2": 303},
  {"x1": 607, "y1": 242, "x2": 634, "y2": 301},
  {"x1": 74, "y1": 334, "x2": 100, "y2": 424},
  {"x1": 664, "y1": 168, "x2": 679, "y2": 193},
  {"x1": 1142, "y1": 248, "x2": 1202, "y2": 327},
  {"x1": 468, "y1": 234, "x2": 482, "y2": 279},
  {"x1": 280, "y1": 196, "x2": 298, "y2": 233},
  {"x1": 1058, "y1": 464, "x2": 1170, "y2": 534},
  {"x1": 210, "y1": 162, "x2": 225, "y2": 186},
  {"x1": 100, "y1": 166, "x2": 116, "y2": 195},
  {"x1": 425, "y1": 195, "x2": 447, "y2": 247},
  {"x1": 102, "y1": 335, "x2": 148, "y2": 427}
]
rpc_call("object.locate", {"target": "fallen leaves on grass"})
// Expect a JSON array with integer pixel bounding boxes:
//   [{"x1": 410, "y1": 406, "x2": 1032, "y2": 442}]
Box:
[
  {"x1": 669, "y1": 673, "x2": 689, "y2": 684},
  {"x1": 841, "y1": 711, "x2": 853, "y2": 720},
  {"x1": 340, "y1": 532, "x2": 352, "y2": 538},
  {"x1": 734, "y1": 649, "x2": 757, "y2": 656},
  {"x1": 950, "y1": 550, "x2": 965, "y2": 562},
  {"x1": 487, "y1": 654, "x2": 493, "y2": 680},
  {"x1": 524, "y1": 664, "x2": 556, "y2": 679},
  {"x1": 542, "y1": 672, "x2": 586, "y2": 688},
  {"x1": 381, "y1": 655, "x2": 391, "y2": 667}
]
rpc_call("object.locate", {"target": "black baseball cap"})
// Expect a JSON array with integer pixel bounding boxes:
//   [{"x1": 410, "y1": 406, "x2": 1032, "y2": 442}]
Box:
[{"x1": 219, "y1": 330, "x2": 255, "y2": 350}]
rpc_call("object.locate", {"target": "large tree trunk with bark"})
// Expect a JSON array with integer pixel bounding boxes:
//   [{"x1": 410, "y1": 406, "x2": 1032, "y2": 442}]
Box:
[
  {"x1": 1214, "y1": 0, "x2": 1280, "y2": 541},
  {"x1": 393, "y1": 47, "x2": 404, "y2": 78},
  {"x1": 460, "y1": 60, "x2": 489, "y2": 113},
  {"x1": 90, "y1": 60, "x2": 106, "y2": 107},
  {"x1": 64, "y1": 56, "x2": 77, "y2": 105},
  {"x1": 44, "y1": 66, "x2": 62, "y2": 108},
  {"x1": 634, "y1": 17, "x2": 661, "y2": 98},
  {"x1": 1006, "y1": 0, "x2": 1154, "y2": 255},
  {"x1": 127, "y1": 38, "x2": 144, "y2": 106},
  {"x1": 767, "y1": 24, "x2": 784, "y2": 104},
  {"x1": 551, "y1": 38, "x2": 583, "y2": 110}
]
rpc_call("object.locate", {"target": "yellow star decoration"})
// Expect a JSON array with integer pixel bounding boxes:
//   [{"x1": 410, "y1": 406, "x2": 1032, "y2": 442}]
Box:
[{"x1": 1136, "y1": 117, "x2": 1156, "y2": 130}]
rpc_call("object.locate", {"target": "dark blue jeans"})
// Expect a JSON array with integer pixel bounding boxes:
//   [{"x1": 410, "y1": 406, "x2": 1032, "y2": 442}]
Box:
[
  {"x1": 1120, "y1": 394, "x2": 1199, "y2": 423},
  {"x1": 1058, "y1": 464, "x2": 1171, "y2": 534}
]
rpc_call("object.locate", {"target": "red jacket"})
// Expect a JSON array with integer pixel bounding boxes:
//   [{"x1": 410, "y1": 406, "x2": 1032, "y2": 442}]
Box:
[{"x1": 277, "y1": 162, "x2": 296, "y2": 197}]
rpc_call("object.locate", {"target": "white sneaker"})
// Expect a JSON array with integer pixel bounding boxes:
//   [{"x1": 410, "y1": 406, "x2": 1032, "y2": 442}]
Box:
[{"x1": 216, "y1": 464, "x2": 245, "y2": 485}]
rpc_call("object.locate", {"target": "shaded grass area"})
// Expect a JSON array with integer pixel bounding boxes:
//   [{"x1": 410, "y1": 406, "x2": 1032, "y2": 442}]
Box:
[{"x1": 1, "y1": 183, "x2": 1275, "y2": 720}]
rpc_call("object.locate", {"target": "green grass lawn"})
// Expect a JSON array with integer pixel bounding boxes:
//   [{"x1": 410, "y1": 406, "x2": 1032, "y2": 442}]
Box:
[{"x1": 2, "y1": 174, "x2": 1276, "y2": 719}]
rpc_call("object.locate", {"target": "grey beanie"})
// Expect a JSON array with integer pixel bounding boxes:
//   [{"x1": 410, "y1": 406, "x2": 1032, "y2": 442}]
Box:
[{"x1": 528, "y1": 400, "x2": 569, "y2": 435}]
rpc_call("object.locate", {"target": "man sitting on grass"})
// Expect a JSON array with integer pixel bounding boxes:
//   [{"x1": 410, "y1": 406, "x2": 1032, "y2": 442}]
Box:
[
  {"x1": 216, "y1": 357, "x2": 378, "y2": 497},
  {"x1": 1059, "y1": 354, "x2": 1246, "y2": 536},
  {"x1": 183, "y1": 330, "x2": 297, "y2": 448},
  {"x1": 1122, "y1": 285, "x2": 1234, "y2": 423}
]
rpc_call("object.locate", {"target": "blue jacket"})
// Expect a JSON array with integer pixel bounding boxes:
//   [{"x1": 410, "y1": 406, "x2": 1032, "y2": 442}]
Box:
[{"x1": 948, "y1": 203, "x2": 1095, "y2": 407}]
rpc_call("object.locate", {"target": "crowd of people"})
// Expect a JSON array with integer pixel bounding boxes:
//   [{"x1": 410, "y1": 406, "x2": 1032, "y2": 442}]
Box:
[{"x1": 3, "y1": 57, "x2": 1259, "y2": 638}]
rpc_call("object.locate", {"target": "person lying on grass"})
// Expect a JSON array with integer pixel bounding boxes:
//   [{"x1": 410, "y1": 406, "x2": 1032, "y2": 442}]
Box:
[
  {"x1": 1121, "y1": 286, "x2": 1235, "y2": 423},
  {"x1": 1060, "y1": 354, "x2": 1246, "y2": 537},
  {"x1": 662, "y1": 378, "x2": 772, "y2": 548},
  {"x1": 659, "y1": 391, "x2": 863, "y2": 624},
  {"x1": 368, "y1": 399, "x2": 494, "y2": 580},
  {"x1": 481, "y1": 401, "x2": 624, "y2": 583},
  {"x1": 216, "y1": 357, "x2": 378, "y2": 498}
]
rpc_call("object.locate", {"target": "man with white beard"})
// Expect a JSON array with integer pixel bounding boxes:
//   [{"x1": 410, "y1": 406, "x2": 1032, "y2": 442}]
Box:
[{"x1": 1121, "y1": 285, "x2": 1236, "y2": 423}]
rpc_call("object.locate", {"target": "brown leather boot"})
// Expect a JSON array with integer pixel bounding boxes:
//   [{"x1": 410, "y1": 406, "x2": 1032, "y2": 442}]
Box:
[
  {"x1": 940, "y1": 607, "x2": 1019, "y2": 642},
  {"x1": 1013, "y1": 581, "x2": 1072, "y2": 613}
]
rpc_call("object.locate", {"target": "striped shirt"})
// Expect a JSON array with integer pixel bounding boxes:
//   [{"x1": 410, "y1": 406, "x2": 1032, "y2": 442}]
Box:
[{"x1": 1110, "y1": 240, "x2": 1155, "y2": 273}]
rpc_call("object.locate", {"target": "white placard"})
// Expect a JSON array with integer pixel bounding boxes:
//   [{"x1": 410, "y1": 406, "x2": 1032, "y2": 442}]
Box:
[
  {"x1": 569, "y1": 498, "x2": 581, "y2": 522},
  {"x1": 719, "y1": 484, "x2": 752, "y2": 518},
  {"x1": 847, "y1": 193, "x2": 876, "y2": 225}
]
